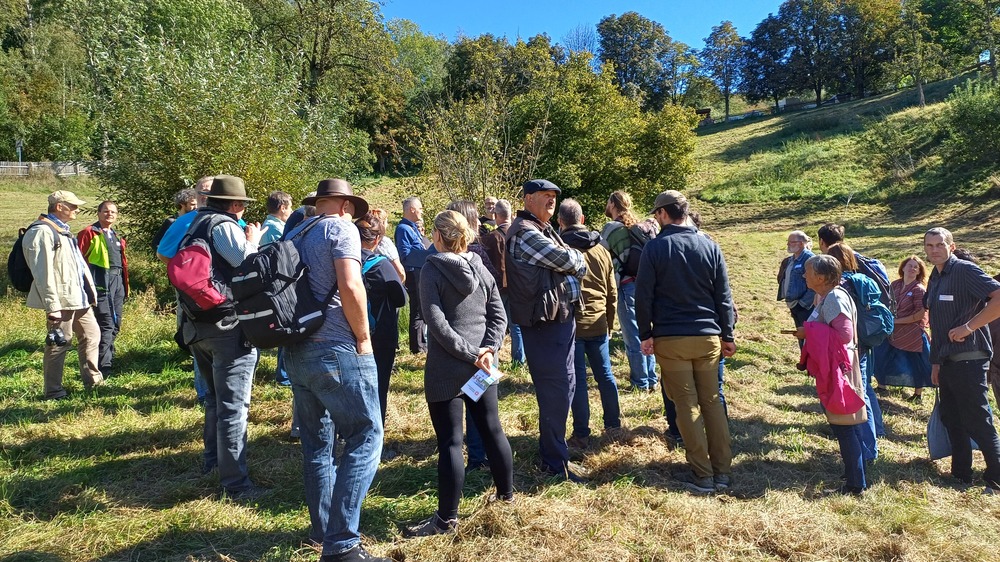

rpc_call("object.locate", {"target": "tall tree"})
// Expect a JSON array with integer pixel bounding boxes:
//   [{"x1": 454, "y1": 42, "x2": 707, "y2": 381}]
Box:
[
  {"x1": 780, "y1": 0, "x2": 844, "y2": 105},
  {"x1": 963, "y1": 0, "x2": 1000, "y2": 79},
  {"x1": 563, "y1": 23, "x2": 598, "y2": 56},
  {"x1": 741, "y1": 14, "x2": 793, "y2": 109},
  {"x1": 839, "y1": 0, "x2": 901, "y2": 98},
  {"x1": 701, "y1": 20, "x2": 745, "y2": 119},
  {"x1": 596, "y1": 11, "x2": 670, "y2": 109},
  {"x1": 893, "y1": 0, "x2": 946, "y2": 107},
  {"x1": 658, "y1": 38, "x2": 699, "y2": 106}
]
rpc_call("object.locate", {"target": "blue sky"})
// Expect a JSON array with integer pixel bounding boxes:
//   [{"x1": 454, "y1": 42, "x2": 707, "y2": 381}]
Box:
[{"x1": 380, "y1": 0, "x2": 786, "y2": 49}]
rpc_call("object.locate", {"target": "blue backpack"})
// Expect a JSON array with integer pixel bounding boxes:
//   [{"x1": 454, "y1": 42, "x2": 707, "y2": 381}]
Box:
[
  {"x1": 844, "y1": 272, "x2": 894, "y2": 348},
  {"x1": 361, "y1": 254, "x2": 387, "y2": 328}
]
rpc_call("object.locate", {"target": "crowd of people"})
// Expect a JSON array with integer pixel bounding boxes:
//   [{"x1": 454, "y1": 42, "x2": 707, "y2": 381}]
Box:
[{"x1": 17, "y1": 178, "x2": 1000, "y2": 561}]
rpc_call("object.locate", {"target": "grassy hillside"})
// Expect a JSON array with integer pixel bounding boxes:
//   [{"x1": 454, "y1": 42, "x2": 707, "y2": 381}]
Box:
[
  {"x1": 691, "y1": 72, "x2": 998, "y2": 205},
  {"x1": 2, "y1": 92, "x2": 1000, "y2": 561}
]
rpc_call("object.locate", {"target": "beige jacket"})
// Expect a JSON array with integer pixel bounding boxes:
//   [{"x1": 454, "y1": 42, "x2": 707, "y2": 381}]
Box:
[{"x1": 23, "y1": 217, "x2": 97, "y2": 313}]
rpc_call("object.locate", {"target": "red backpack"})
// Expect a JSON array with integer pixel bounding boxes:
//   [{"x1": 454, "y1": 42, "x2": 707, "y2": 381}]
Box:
[{"x1": 167, "y1": 212, "x2": 235, "y2": 322}]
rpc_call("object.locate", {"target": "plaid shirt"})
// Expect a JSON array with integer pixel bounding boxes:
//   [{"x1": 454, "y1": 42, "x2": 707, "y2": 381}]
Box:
[{"x1": 510, "y1": 215, "x2": 587, "y2": 304}]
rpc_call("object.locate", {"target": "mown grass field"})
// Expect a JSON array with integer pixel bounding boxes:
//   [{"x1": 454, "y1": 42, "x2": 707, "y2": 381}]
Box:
[{"x1": 3, "y1": 88, "x2": 1000, "y2": 562}]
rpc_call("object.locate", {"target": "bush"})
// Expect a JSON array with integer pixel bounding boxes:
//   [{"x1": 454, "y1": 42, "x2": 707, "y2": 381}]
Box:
[{"x1": 942, "y1": 79, "x2": 1000, "y2": 165}]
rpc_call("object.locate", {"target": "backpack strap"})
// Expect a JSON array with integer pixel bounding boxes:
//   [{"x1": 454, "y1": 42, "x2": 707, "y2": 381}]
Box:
[
  {"x1": 31, "y1": 216, "x2": 68, "y2": 250},
  {"x1": 289, "y1": 215, "x2": 340, "y2": 304}
]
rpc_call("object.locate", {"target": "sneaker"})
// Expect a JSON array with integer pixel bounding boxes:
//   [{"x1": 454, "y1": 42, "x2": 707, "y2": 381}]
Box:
[
  {"x1": 604, "y1": 426, "x2": 628, "y2": 443},
  {"x1": 404, "y1": 513, "x2": 457, "y2": 538},
  {"x1": 289, "y1": 426, "x2": 300, "y2": 439},
  {"x1": 320, "y1": 544, "x2": 392, "y2": 562},
  {"x1": 837, "y1": 485, "x2": 865, "y2": 497},
  {"x1": 567, "y1": 434, "x2": 590, "y2": 450},
  {"x1": 224, "y1": 484, "x2": 272, "y2": 503},
  {"x1": 486, "y1": 491, "x2": 515, "y2": 504},
  {"x1": 675, "y1": 471, "x2": 716, "y2": 494},
  {"x1": 713, "y1": 474, "x2": 733, "y2": 491}
]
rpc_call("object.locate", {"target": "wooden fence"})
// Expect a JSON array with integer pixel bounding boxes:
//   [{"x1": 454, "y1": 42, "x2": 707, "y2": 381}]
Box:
[{"x1": 0, "y1": 161, "x2": 90, "y2": 177}]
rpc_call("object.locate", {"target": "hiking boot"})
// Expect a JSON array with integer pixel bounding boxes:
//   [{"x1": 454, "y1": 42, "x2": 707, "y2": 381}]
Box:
[
  {"x1": 713, "y1": 474, "x2": 733, "y2": 492},
  {"x1": 320, "y1": 544, "x2": 392, "y2": 562},
  {"x1": 539, "y1": 461, "x2": 590, "y2": 483},
  {"x1": 604, "y1": 426, "x2": 628, "y2": 443},
  {"x1": 567, "y1": 434, "x2": 590, "y2": 450},
  {"x1": 675, "y1": 471, "x2": 716, "y2": 494},
  {"x1": 404, "y1": 512, "x2": 457, "y2": 538}
]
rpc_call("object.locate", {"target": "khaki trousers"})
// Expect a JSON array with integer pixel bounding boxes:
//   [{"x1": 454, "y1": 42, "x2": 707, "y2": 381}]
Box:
[
  {"x1": 654, "y1": 335, "x2": 731, "y2": 478},
  {"x1": 44, "y1": 308, "x2": 102, "y2": 398}
]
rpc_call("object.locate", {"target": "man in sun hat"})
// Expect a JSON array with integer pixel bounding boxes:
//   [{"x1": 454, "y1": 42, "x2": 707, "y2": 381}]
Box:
[
  {"x1": 636, "y1": 189, "x2": 736, "y2": 494},
  {"x1": 23, "y1": 190, "x2": 103, "y2": 399},
  {"x1": 176, "y1": 174, "x2": 267, "y2": 501},
  {"x1": 282, "y1": 179, "x2": 389, "y2": 562}
]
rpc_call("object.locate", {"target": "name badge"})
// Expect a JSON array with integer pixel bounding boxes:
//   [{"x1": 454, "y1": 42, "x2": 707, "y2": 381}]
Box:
[
  {"x1": 793, "y1": 264, "x2": 802, "y2": 269},
  {"x1": 906, "y1": 292, "x2": 913, "y2": 296},
  {"x1": 939, "y1": 294, "x2": 954, "y2": 301}
]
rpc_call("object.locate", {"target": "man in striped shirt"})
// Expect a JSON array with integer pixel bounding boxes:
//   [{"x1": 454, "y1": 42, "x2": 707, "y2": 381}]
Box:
[{"x1": 924, "y1": 227, "x2": 1000, "y2": 493}]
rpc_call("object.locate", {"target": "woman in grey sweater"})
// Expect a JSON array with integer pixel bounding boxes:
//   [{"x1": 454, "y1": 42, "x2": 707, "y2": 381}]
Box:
[{"x1": 406, "y1": 210, "x2": 514, "y2": 537}]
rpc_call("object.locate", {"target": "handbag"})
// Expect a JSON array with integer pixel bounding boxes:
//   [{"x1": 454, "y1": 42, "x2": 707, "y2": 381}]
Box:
[{"x1": 927, "y1": 390, "x2": 980, "y2": 460}]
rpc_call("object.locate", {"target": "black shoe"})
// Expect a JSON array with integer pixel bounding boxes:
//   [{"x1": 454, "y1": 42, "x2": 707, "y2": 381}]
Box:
[
  {"x1": 908, "y1": 393, "x2": 923, "y2": 403},
  {"x1": 465, "y1": 460, "x2": 490, "y2": 474},
  {"x1": 539, "y1": 461, "x2": 589, "y2": 483},
  {"x1": 403, "y1": 512, "x2": 457, "y2": 538},
  {"x1": 224, "y1": 484, "x2": 271, "y2": 503},
  {"x1": 838, "y1": 485, "x2": 865, "y2": 497},
  {"x1": 320, "y1": 544, "x2": 392, "y2": 562}
]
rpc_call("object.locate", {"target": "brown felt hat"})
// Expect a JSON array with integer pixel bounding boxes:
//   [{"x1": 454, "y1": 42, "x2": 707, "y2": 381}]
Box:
[
  {"x1": 303, "y1": 179, "x2": 369, "y2": 217},
  {"x1": 207, "y1": 175, "x2": 253, "y2": 202}
]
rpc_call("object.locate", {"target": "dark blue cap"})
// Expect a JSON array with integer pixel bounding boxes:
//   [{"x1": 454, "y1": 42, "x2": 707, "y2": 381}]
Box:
[{"x1": 522, "y1": 179, "x2": 561, "y2": 195}]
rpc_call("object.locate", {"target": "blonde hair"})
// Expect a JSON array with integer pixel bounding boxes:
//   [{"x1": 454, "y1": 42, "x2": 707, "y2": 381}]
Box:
[
  {"x1": 433, "y1": 210, "x2": 475, "y2": 253},
  {"x1": 608, "y1": 190, "x2": 638, "y2": 228}
]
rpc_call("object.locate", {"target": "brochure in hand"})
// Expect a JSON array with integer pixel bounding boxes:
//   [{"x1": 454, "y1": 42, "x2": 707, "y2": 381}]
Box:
[{"x1": 461, "y1": 365, "x2": 504, "y2": 402}]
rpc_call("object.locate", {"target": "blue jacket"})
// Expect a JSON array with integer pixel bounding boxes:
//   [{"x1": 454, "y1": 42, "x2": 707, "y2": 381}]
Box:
[
  {"x1": 777, "y1": 249, "x2": 816, "y2": 309},
  {"x1": 635, "y1": 224, "x2": 735, "y2": 342},
  {"x1": 394, "y1": 218, "x2": 430, "y2": 271}
]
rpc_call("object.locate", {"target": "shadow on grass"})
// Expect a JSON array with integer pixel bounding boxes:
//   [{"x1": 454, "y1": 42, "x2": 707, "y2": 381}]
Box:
[
  {"x1": 92, "y1": 528, "x2": 304, "y2": 562},
  {"x1": 0, "y1": 552, "x2": 65, "y2": 562}
]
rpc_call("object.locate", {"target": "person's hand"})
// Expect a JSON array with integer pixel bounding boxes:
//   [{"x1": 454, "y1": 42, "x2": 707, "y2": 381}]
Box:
[
  {"x1": 948, "y1": 322, "x2": 974, "y2": 343},
  {"x1": 46, "y1": 311, "x2": 62, "y2": 323},
  {"x1": 641, "y1": 338, "x2": 654, "y2": 356},
  {"x1": 931, "y1": 364, "x2": 940, "y2": 386},
  {"x1": 721, "y1": 341, "x2": 736, "y2": 358},
  {"x1": 244, "y1": 222, "x2": 262, "y2": 244},
  {"x1": 475, "y1": 348, "x2": 494, "y2": 372},
  {"x1": 356, "y1": 340, "x2": 372, "y2": 356},
  {"x1": 793, "y1": 327, "x2": 805, "y2": 340}
]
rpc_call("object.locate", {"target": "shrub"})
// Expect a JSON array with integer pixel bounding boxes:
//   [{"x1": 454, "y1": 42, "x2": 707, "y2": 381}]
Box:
[{"x1": 941, "y1": 79, "x2": 1000, "y2": 165}]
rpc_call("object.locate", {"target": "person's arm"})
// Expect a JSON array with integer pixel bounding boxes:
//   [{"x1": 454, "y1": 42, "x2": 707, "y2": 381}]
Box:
[
  {"x1": 335, "y1": 256, "x2": 372, "y2": 355},
  {"x1": 481, "y1": 267, "x2": 507, "y2": 353},
  {"x1": 514, "y1": 229, "x2": 587, "y2": 278},
  {"x1": 949, "y1": 287, "x2": 1000, "y2": 342},
  {"x1": 23, "y1": 226, "x2": 61, "y2": 316},
  {"x1": 636, "y1": 241, "x2": 655, "y2": 354},
  {"x1": 829, "y1": 313, "x2": 855, "y2": 345}
]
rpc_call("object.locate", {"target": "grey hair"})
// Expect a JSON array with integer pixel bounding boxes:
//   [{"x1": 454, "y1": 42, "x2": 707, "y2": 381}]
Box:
[
  {"x1": 924, "y1": 227, "x2": 954, "y2": 246},
  {"x1": 558, "y1": 198, "x2": 584, "y2": 226},
  {"x1": 805, "y1": 254, "x2": 842, "y2": 287},
  {"x1": 493, "y1": 199, "x2": 512, "y2": 220},
  {"x1": 789, "y1": 230, "x2": 813, "y2": 251},
  {"x1": 403, "y1": 196, "x2": 421, "y2": 213}
]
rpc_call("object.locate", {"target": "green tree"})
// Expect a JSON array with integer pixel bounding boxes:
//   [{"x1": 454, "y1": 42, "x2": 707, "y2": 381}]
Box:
[
  {"x1": 893, "y1": 0, "x2": 946, "y2": 107},
  {"x1": 596, "y1": 11, "x2": 670, "y2": 109},
  {"x1": 701, "y1": 21, "x2": 745, "y2": 119},
  {"x1": 780, "y1": 0, "x2": 843, "y2": 105},
  {"x1": 658, "y1": 39, "x2": 699, "y2": 106},
  {"x1": 742, "y1": 14, "x2": 793, "y2": 109},
  {"x1": 839, "y1": 0, "x2": 901, "y2": 98}
]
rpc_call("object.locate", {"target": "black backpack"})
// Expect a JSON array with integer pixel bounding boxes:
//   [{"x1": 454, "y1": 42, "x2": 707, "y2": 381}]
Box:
[
  {"x1": 231, "y1": 216, "x2": 336, "y2": 349},
  {"x1": 7, "y1": 218, "x2": 63, "y2": 292},
  {"x1": 621, "y1": 224, "x2": 654, "y2": 278}
]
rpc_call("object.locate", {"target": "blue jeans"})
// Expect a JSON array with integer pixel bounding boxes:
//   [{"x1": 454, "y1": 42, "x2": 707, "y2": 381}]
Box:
[
  {"x1": 274, "y1": 348, "x2": 290, "y2": 386},
  {"x1": 861, "y1": 348, "x2": 885, "y2": 436},
  {"x1": 618, "y1": 282, "x2": 657, "y2": 389},
  {"x1": 830, "y1": 423, "x2": 868, "y2": 491},
  {"x1": 192, "y1": 358, "x2": 209, "y2": 404},
  {"x1": 190, "y1": 329, "x2": 258, "y2": 493},
  {"x1": 502, "y1": 295, "x2": 525, "y2": 365},
  {"x1": 284, "y1": 341, "x2": 383, "y2": 556},
  {"x1": 572, "y1": 334, "x2": 621, "y2": 437},
  {"x1": 858, "y1": 350, "x2": 880, "y2": 461},
  {"x1": 522, "y1": 318, "x2": 576, "y2": 472}
]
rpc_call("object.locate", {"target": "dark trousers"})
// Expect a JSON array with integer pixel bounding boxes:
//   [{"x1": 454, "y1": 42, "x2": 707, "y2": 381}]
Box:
[
  {"x1": 522, "y1": 318, "x2": 576, "y2": 472},
  {"x1": 405, "y1": 269, "x2": 427, "y2": 354},
  {"x1": 940, "y1": 359, "x2": 1000, "y2": 487},
  {"x1": 94, "y1": 271, "x2": 125, "y2": 375},
  {"x1": 373, "y1": 342, "x2": 397, "y2": 425},
  {"x1": 426, "y1": 385, "x2": 514, "y2": 520}
]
